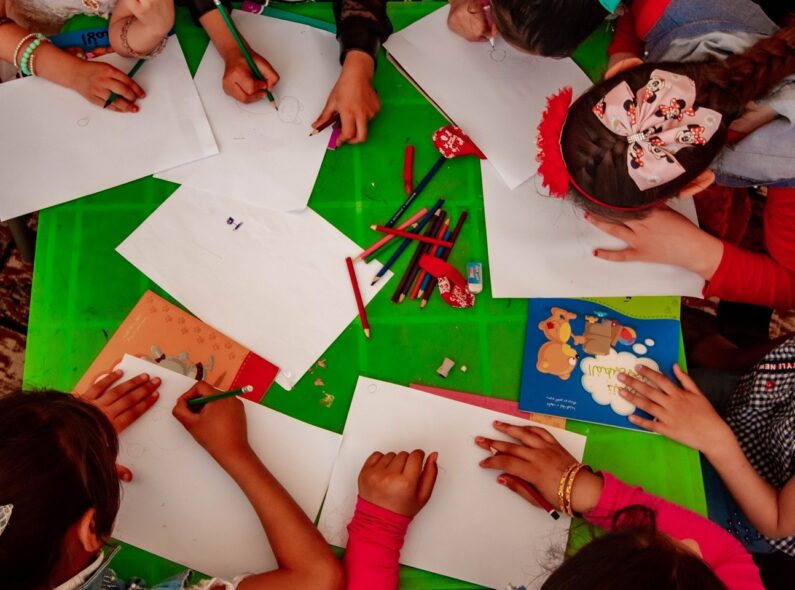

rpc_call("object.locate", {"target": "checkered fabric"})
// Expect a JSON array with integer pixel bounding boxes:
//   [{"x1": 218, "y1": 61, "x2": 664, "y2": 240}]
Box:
[{"x1": 726, "y1": 336, "x2": 795, "y2": 555}]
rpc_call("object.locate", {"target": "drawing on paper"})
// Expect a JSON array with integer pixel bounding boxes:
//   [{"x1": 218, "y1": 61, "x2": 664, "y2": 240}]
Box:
[
  {"x1": 489, "y1": 48, "x2": 506, "y2": 62},
  {"x1": 235, "y1": 95, "x2": 304, "y2": 125},
  {"x1": 226, "y1": 217, "x2": 244, "y2": 231},
  {"x1": 77, "y1": 117, "x2": 90, "y2": 127}
]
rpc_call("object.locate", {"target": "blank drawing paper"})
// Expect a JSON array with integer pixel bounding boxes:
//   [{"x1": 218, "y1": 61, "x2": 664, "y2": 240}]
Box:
[
  {"x1": 318, "y1": 377, "x2": 587, "y2": 590},
  {"x1": 0, "y1": 38, "x2": 217, "y2": 221},
  {"x1": 117, "y1": 185, "x2": 390, "y2": 390},
  {"x1": 384, "y1": 5, "x2": 591, "y2": 190},
  {"x1": 111, "y1": 355, "x2": 341, "y2": 580},
  {"x1": 157, "y1": 11, "x2": 339, "y2": 211},
  {"x1": 482, "y1": 161, "x2": 706, "y2": 298}
]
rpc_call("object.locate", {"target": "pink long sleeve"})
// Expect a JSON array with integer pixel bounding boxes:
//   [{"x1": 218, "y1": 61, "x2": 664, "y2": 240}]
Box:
[
  {"x1": 586, "y1": 473, "x2": 763, "y2": 590},
  {"x1": 343, "y1": 497, "x2": 412, "y2": 590}
]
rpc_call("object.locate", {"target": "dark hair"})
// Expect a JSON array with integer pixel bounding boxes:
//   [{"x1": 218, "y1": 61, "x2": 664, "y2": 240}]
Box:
[
  {"x1": 542, "y1": 506, "x2": 727, "y2": 589},
  {"x1": 0, "y1": 390, "x2": 121, "y2": 590},
  {"x1": 561, "y1": 22, "x2": 795, "y2": 219},
  {"x1": 491, "y1": 0, "x2": 608, "y2": 57}
]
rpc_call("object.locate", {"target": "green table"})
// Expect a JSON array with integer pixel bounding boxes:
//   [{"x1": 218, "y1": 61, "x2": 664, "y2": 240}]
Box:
[{"x1": 24, "y1": 4, "x2": 705, "y2": 588}]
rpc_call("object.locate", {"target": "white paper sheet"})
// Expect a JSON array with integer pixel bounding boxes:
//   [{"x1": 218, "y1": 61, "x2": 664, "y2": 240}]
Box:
[
  {"x1": 384, "y1": 6, "x2": 591, "y2": 190},
  {"x1": 318, "y1": 377, "x2": 587, "y2": 590},
  {"x1": 111, "y1": 355, "x2": 341, "y2": 579},
  {"x1": 117, "y1": 186, "x2": 390, "y2": 389},
  {"x1": 0, "y1": 38, "x2": 217, "y2": 221},
  {"x1": 157, "y1": 11, "x2": 339, "y2": 211},
  {"x1": 481, "y1": 161, "x2": 706, "y2": 298}
]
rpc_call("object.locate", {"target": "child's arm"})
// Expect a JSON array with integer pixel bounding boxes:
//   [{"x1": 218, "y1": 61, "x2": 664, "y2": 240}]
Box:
[
  {"x1": 477, "y1": 421, "x2": 763, "y2": 589},
  {"x1": 109, "y1": 0, "x2": 174, "y2": 58},
  {"x1": 311, "y1": 0, "x2": 392, "y2": 146},
  {"x1": 196, "y1": 7, "x2": 279, "y2": 104},
  {"x1": 606, "y1": 8, "x2": 643, "y2": 65},
  {"x1": 173, "y1": 383, "x2": 344, "y2": 590},
  {"x1": 447, "y1": 0, "x2": 494, "y2": 43},
  {"x1": 621, "y1": 365, "x2": 795, "y2": 539},
  {"x1": 0, "y1": 20, "x2": 144, "y2": 111},
  {"x1": 345, "y1": 450, "x2": 438, "y2": 590}
]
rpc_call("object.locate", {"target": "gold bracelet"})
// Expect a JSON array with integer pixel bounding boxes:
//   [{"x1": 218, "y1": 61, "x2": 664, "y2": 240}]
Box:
[
  {"x1": 557, "y1": 462, "x2": 580, "y2": 514},
  {"x1": 564, "y1": 463, "x2": 589, "y2": 517},
  {"x1": 120, "y1": 15, "x2": 168, "y2": 59},
  {"x1": 28, "y1": 38, "x2": 50, "y2": 77},
  {"x1": 12, "y1": 33, "x2": 37, "y2": 68}
]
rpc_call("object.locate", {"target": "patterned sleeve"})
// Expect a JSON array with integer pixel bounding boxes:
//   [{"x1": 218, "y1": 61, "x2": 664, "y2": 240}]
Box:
[
  {"x1": 334, "y1": 0, "x2": 393, "y2": 65},
  {"x1": 176, "y1": 0, "x2": 233, "y2": 24}
]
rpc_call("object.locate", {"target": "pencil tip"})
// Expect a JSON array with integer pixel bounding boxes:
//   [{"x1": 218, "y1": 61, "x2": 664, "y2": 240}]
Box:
[
  {"x1": 371, "y1": 277, "x2": 380, "y2": 286},
  {"x1": 364, "y1": 329, "x2": 371, "y2": 339},
  {"x1": 398, "y1": 294, "x2": 405, "y2": 303},
  {"x1": 420, "y1": 299, "x2": 428, "y2": 309},
  {"x1": 309, "y1": 129, "x2": 318, "y2": 136},
  {"x1": 417, "y1": 290, "x2": 424, "y2": 299}
]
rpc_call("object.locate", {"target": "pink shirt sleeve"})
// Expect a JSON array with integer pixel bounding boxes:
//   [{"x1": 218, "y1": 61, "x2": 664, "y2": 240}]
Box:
[
  {"x1": 343, "y1": 497, "x2": 412, "y2": 590},
  {"x1": 586, "y1": 473, "x2": 763, "y2": 590}
]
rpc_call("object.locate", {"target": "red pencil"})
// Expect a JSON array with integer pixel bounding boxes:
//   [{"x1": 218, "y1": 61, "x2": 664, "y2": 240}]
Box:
[
  {"x1": 310, "y1": 113, "x2": 342, "y2": 136},
  {"x1": 403, "y1": 145, "x2": 415, "y2": 195},
  {"x1": 515, "y1": 478, "x2": 560, "y2": 520},
  {"x1": 345, "y1": 257, "x2": 370, "y2": 339},
  {"x1": 356, "y1": 208, "x2": 427, "y2": 262},
  {"x1": 410, "y1": 218, "x2": 449, "y2": 300},
  {"x1": 370, "y1": 225, "x2": 453, "y2": 248}
]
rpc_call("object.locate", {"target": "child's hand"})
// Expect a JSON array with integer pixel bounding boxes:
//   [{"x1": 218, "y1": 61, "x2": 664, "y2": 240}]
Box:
[
  {"x1": 730, "y1": 101, "x2": 779, "y2": 136},
  {"x1": 587, "y1": 206, "x2": 724, "y2": 279},
  {"x1": 618, "y1": 364, "x2": 735, "y2": 455},
  {"x1": 447, "y1": 0, "x2": 495, "y2": 42},
  {"x1": 312, "y1": 51, "x2": 379, "y2": 146},
  {"x1": 80, "y1": 369, "x2": 160, "y2": 433},
  {"x1": 70, "y1": 60, "x2": 146, "y2": 112},
  {"x1": 477, "y1": 421, "x2": 603, "y2": 514},
  {"x1": 222, "y1": 50, "x2": 279, "y2": 104},
  {"x1": 127, "y1": 0, "x2": 174, "y2": 36},
  {"x1": 172, "y1": 382, "x2": 251, "y2": 464},
  {"x1": 358, "y1": 449, "x2": 439, "y2": 517}
]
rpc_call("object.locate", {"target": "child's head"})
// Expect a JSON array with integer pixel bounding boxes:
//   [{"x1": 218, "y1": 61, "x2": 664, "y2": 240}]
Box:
[
  {"x1": 491, "y1": 0, "x2": 609, "y2": 57},
  {"x1": 0, "y1": 390, "x2": 121, "y2": 590},
  {"x1": 542, "y1": 506, "x2": 727, "y2": 589},
  {"x1": 548, "y1": 24, "x2": 795, "y2": 219}
]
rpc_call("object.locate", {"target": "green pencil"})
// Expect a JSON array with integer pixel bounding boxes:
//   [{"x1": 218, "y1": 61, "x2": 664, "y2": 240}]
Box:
[
  {"x1": 187, "y1": 385, "x2": 255, "y2": 408},
  {"x1": 213, "y1": 0, "x2": 278, "y2": 109},
  {"x1": 104, "y1": 57, "x2": 146, "y2": 108}
]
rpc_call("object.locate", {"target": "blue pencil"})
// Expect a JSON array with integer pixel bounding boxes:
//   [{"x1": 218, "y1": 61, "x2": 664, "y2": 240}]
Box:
[
  {"x1": 385, "y1": 155, "x2": 446, "y2": 228},
  {"x1": 417, "y1": 229, "x2": 453, "y2": 297},
  {"x1": 371, "y1": 199, "x2": 444, "y2": 286}
]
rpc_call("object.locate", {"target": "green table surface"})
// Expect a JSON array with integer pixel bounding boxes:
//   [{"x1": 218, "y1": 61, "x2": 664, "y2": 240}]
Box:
[{"x1": 24, "y1": 3, "x2": 705, "y2": 588}]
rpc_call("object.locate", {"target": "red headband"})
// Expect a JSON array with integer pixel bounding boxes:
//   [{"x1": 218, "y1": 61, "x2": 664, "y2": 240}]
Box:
[{"x1": 536, "y1": 87, "x2": 656, "y2": 213}]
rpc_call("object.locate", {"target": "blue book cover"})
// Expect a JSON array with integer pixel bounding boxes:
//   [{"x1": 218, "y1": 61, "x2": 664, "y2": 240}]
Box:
[{"x1": 519, "y1": 297, "x2": 681, "y2": 431}]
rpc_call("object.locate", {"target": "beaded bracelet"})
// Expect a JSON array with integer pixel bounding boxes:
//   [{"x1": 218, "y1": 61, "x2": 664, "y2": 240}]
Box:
[
  {"x1": 20, "y1": 34, "x2": 46, "y2": 76},
  {"x1": 12, "y1": 33, "x2": 37, "y2": 68},
  {"x1": 29, "y1": 37, "x2": 51, "y2": 77},
  {"x1": 120, "y1": 15, "x2": 168, "y2": 59}
]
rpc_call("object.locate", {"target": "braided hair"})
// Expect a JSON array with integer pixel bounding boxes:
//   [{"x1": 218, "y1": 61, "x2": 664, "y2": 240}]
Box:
[{"x1": 561, "y1": 21, "x2": 795, "y2": 219}]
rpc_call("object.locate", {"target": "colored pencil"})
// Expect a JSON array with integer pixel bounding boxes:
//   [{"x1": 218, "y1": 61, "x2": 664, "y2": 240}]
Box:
[
  {"x1": 345, "y1": 256, "x2": 370, "y2": 338},
  {"x1": 104, "y1": 58, "x2": 145, "y2": 108},
  {"x1": 213, "y1": 0, "x2": 277, "y2": 109},
  {"x1": 420, "y1": 211, "x2": 468, "y2": 308},
  {"x1": 371, "y1": 225, "x2": 453, "y2": 249},
  {"x1": 410, "y1": 218, "x2": 448, "y2": 300},
  {"x1": 356, "y1": 208, "x2": 427, "y2": 262},
  {"x1": 310, "y1": 113, "x2": 342, "y2": 136},
  {"x1": 403, "y1": 145, "x2": 415, "y2": 195},
  {"x1": 417, "y1": 229, "x2": 451, "y2": 299},
  {"x1": 385, "y1": 155, "x2": 446, "y2": 228},
  {"x1": 187, "y1": 385, "x2": 254, "y2": 408},
  {"x1": 392, "y1": 210, "x2": 444, "y2": 303},
  {"x1": 371, "y1": 199, "x2": 444, "y2": 286},
  {"x1": 481, "y1": 0, "x2": 496, "y2": 48}
]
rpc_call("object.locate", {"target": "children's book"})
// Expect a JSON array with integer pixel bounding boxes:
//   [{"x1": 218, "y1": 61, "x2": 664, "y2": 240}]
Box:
[
  {"x1": 519, "y1": 297, "x2": 681, "y2": 431},
  {"x1": 74, "y1": 291, "x2": 278, "y2": 402}
]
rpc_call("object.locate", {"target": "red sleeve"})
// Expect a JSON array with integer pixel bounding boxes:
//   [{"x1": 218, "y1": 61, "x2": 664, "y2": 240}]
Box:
[
  {"x1": 343, "y1": 497, "x2": 412, "y2": 590},
  {"x1": 607, "y1": 9, "x2": 644, "y2": 57},
  {"x1": 704, "y1": 187, "x2": 795, "y2": 309},
  {"x1": 586, "y1": 473, "x2": 764, "y2": 590}
]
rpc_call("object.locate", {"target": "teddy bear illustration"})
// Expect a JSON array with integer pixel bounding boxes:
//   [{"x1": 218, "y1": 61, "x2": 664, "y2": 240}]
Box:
[
  {"x1": 142, "y1": 345, "x2": 215, "y2": 381},
  {"x1": 536, "y1": 307, "x2": 585, "y2": 380}
]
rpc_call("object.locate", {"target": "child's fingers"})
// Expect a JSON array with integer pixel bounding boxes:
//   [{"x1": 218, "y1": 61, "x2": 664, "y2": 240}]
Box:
[
  {"x1": 628, "y1": 413, "x2": 663, "y2": 433},
  {"x1": 585, "y1": 215, "x2": 635, "y2": 244},
  {"x1": 116, "y1": 463, "x2": 134, "y2": 482},
  {"x1": 107, "y1": 97, "x2": 139, "y2": 113},
  {"x1": 478, "y1": 453, "x2": 533, "y2": 481},
  {"x1": 404, "y1": 449, "x2": 426, "y2": 480},
  {"x1": 634, "y1": 365, "x2": 679, "y2": 396},
  {"x1": 593, "y1": 247, "x2": 639, "y2": 262},
  {"x1": 492, "y1": 421, "x2": 548, "y2": 449},
  {"x1": 616, "y1": 373, "x2": 667, "y2": 405},
  {"x1": 673, "y1": 364, "x2": 701, "y2": 394},
  {"x1": 104, "y1": 77, "x2": 140, "y2": 103},
  {"x1": 111, "y1": 70, "x2": 145, "y2": 98},
  {"x1": 417, "y1": 452, "x2": 439, "y2": 504},
  {"x1": 475, "y1": 436, "x2": 534, "y2": 461},
  {"x1": 254, "y1": 56, "x2": 280, "y2": 89},
  {"x1": 388, "y1": 451, "x2": 410, "y2": 473},
  {"x1": 524, "y1": 426, "x2": 556, "y2": 445},
  {"x1": 497, "y1": 474, "x2": 541, "y2": 507},
  {"x1": 363, "y1": 451, "x2": 384, "y2": 469},
  {"x1": 106, "y1": 373, "x2": 151, "y2": 402},
  {"x1": 618, "y1": 388, "x2": 663, "y2": 418},
  {"x1": 172, "y1": 383, "x2": 203, "y2": 424},
  {"x1": 113, "y1": 391, "x2": 159, "y2": 432},
  {"x1": 311, "y1": 102, "x2": 336, "y2": 131},
  {"x1": 376, "y1": 451, "x2": 397, "y2": 469},
  {"x1": 110, "y1": 376, "x2": 160, "y2": 411},
  {"x1": 336, "y1": 113, "x2": 357, "y2": 146},
  {"x1": 81, "y1": 369, "x2": 123, "y2": 400}
]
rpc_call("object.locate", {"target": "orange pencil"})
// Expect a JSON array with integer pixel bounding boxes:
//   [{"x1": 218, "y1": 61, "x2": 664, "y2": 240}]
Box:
[
  {"x1": 345, "y1": 257, "x2": 370, "y2": 339},
  {"x1": 355, "y1": 208, "x2": 427, "y2": 262},
  {"x1": 370, "y1": 225, "x2": 454, "y2": 249}
]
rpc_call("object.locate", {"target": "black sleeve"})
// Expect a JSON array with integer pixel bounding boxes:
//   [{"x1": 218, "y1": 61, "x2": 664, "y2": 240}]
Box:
[
  {"x1": 334, "y1": 0, "x2": 393, "y2": 65},
  {"x1": 176, "y1": 0, "x2": 233, "y2": 24}
]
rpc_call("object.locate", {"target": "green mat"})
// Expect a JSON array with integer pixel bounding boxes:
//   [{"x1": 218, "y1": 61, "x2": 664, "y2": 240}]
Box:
[{"x1": 24, "y1": 3, "x2": 704, "y2": 588}]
